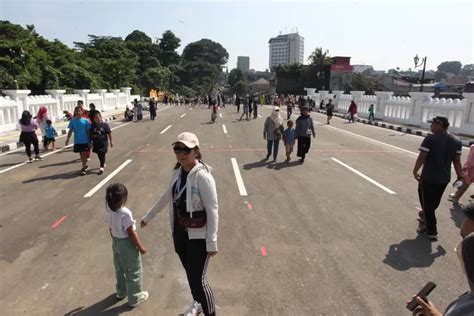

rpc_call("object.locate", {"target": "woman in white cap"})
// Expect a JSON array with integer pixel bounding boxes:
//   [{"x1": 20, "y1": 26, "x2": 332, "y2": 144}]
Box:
[
  {"x1": 263, "y1": 106, "x2": 284, "y2": 162},
  {"x1": 141, "y1": 132, "x2": 218, "y2": 316}
]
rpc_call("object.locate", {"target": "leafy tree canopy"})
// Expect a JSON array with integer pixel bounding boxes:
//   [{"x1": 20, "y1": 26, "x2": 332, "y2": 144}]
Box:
[
  {"x1": 182, "y1": 39, "x2": 228, "y2": 66},
  {"x1": 437, "y1": 61, "x2": 462, "y2": 75}
]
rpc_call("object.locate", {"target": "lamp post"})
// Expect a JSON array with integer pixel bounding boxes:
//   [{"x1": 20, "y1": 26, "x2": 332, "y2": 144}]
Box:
[
  {"x1": 414, "y1": 54, "x2": 427, "y2": 92},
  {"x1": 9, "y1": 47, "x2": 26, "y2": 89}
]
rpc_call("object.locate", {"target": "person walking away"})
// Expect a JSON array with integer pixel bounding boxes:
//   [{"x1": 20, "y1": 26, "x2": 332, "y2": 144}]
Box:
[
  {"x1": 65, "y1": 107, "x2": 92, "y2": 176},
  {"x1": 88, "y1": 103, "x2": 100, "y2": 124},
  {"x1": 368, "y1": 104, "x2": 375, "y2": 122},
  {"x1": 141, "y1": 132, "x2": 218, "y2": 316},
  {"x1": 413, "y1": 116, "x2": 463, "y2": 240},
  {"x1": 90, "y1": 113, "x2": 113, "y2": 175},
  {"x1": 326, "y1": 99, "x2": 334, "y2": 125},
  {"x1": 210, "y1": 100, "x2": 218, "y2": 124},
  {"x1": 235, "y1": 95, "x2": 241, "y2": 113},
  {"x1": 248, "y1": 95, "x2": 253, "y2": 117},
  {"x1": 19, "y1": 110, "x2": 42, "y2": 162},
  {"x1": 448, "y1": 142, "x2": 474, "y2": 203},
  {"x1": 319, "y1": 100, "x2": 325, "y2": 110},
  {"x1": 43, "y1": 119, "x2": 57, "y2": 151},
  {"x1": 286, "y1": 98, "x2": 293, "y2": 120},
  {"x1": 348, "y1": 101, "x2": 357, "y2": 123},
  {"x1": 240, "y1": 97, "x2": 250, "y2": 121},
  {"x1": 263, "y1": 107, "x2": 284, "y2": 162},
  {"x1": 36, "y1": 106, "x2": 50, "y2": 150},
  {"x1": 253, "y1": 94, "x2": 258, "y2": 119},
  {"x1": 283, "y1": 120, "x2": 296, "y2": 163},
  {"x1": 105, "y1": 183, "x2": 149, "y2": 308},
  {"x1": 77, "y1": 100, "x2": 92, "y2": 161},
  {"x1": 295, "y1": 106, "x2": 315, "y2": 163},
  {"x1": 149, "y1": 98, "x2": 157, "y2": 121}
]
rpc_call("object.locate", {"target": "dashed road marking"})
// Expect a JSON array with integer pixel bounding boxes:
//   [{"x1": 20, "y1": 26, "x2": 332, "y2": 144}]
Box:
[
  {"x1": 180, "y1": 113, "x2": 186, "y2": 118},
  {"x1": 160, "y1": 125, "x2": 172, "y2": 134},
  {"x1": 260, "y1": 246, "x2": 267, "y2": 257},
  {"x1": 84, "y1": 159, "x2": 132, "y2": 198},
  {"x1": 51, "y1": 215, "x2": 67, "y2": 229},
  {"x1": 222, "y1": 124, "x2": 228, "y2": 134},
  {"x1": 231, "y1": 158, "x2": 247, "y2": 196}
]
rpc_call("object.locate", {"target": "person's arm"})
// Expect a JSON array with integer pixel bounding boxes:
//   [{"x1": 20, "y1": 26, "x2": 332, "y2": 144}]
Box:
[
  {"x1": 108, "y1": 132, "x2": 113, "y2": 147},
  {"x1": 141, "y1": 185, "x2": 172, "y2": 227},
  {"x1": 198, "y1": 173, "x2": 219, "y2": 255},
  {"x1": 453, "y1": 154, "x2": 463, "y2": 179},
  {"x1": 263, "y1": 119, "x2": 268, "y2": 139},
  {"x1": 65, "y1": 129, "x2": 73, "y2": 146},
  {"x1": 412, "y1": 296, "x2": 443, "y2": 316},
  {"x1": 126, "y1": 226, "x2": 146, "y2": 255},
  {"x1": 413, "y1": 151, "x2": 427, "y2": 182},
  {"x1": 310, "y1": 119, "x2": 316, "y2": 137}
]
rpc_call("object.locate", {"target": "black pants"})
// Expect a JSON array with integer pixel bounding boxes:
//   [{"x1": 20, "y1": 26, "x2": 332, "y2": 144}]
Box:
[
  {"x1": 297, "y1": 136, "x2": 311, "y2": 159},
  {"x1": 174, "y1": 227, "x2": 215, "y2": 316},
  {"x1": 368, "y1": 113, "x2": 374, "y2": 121},
  {"x1": 287, "y1": 108, "x2": 292, "y2": 120},
  {"x1": 96, "y1": 151, "x2": 106, "y2": 168},
  {"x1": 253, "y1": 104, "x2": 258, "y2": 118},
  {"x1": 24, "y1": 139, "x2": 39, "y2": 157},
  {"x1": 236, "y1": 104, "x2": 240, "y2": 113},
  {"x1": 418, "y1": 181, "x2": 448, "y2": 235},
  {"x1": 150, "y1": 111, "x2": 156, "y2": 120}
]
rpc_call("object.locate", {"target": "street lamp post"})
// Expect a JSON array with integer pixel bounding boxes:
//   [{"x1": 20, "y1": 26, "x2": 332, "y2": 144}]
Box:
[
  {"x1": 9, "y1": 47, "x2": 26, "y2": 89},
  {"x1": 414, "y1": 54, "x2": 427, "y2": 92}
]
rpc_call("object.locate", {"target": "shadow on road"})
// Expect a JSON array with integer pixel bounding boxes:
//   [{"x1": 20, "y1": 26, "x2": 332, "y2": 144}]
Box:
[
  {"x1": 64, "y1": 294, "x2": 131, "y2": 315},
  {"x1": 449, "y1": 203, "x2": 466, "y2": 228},
  {"x1": 383, "y1": 235, "x2": 447, "y2": 271},
  {"x1": 272, "y1": 160, "x2": 301, "y2": 170},
  {"x1": 23, "y1": 170, "x2": 81, "y2": 183},
  {"x1": 38, "y1": 159, "x2": 81, "y2": 168},
  {"x1": 243, "y1": 158, "x2": 269, "y2": 170}
]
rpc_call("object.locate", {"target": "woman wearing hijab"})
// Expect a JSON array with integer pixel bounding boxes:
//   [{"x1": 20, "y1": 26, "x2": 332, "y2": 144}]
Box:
[
  {"x1": 295, "y1": 106, "x2": 315, "y2": 163},
  {"x1": 141, "y1": 132, "x2": 218, "y2": 316},
  {"x1": 348, "y1": 100, "x2": 358, "y2": 123},
  {"x1": 263, "y1": 106, "x2": 284, "y2": 162},
  {"x1": 19, "y1": 110, "x2": 42, "y2": 162},
  {"x1": 36, "y1": 106, "x2": 50, "y2": 149},
  {"x1": 449, "y1": 142, "x2": 474, "y2": 203}
]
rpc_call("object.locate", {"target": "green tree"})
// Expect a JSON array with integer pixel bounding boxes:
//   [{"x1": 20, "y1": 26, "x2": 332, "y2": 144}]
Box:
[
  {"x1": 434, "y1": 71, "x2": 448, "y2": 81},
  {"x1": 437, "y1": 61, "x2": 462, "y2": 75},
  {"x1": 159, "y1": 30, "x2": 181, "y2": 66},
  {"x1": 125, "y1": 30, "x2": 152, "y2": 43},
  {"x1": 182, "y1": 39, "x2": 228, "y2": 66},
  {"x1": 308, "y1": 47, "x2": 332, "y2": 67},
  {"x1": 234, "y1": 80, "x2": 248, "y2": 96},
  {"x1": 138, "y1": 66, "x2": 171, "y2": 92},
  {"x1": 351, "y1": 73, "x2": 382, "y2": 94},
  {"x1": 228, "y1": 68, "x2": 244, "y2": 88},
  {"x1": 461, "y1": 64, "x2": 474, "y2": 77}
]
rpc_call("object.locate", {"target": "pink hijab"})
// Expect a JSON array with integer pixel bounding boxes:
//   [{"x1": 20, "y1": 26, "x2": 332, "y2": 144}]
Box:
[
  {"x1": 464, "y1": 145, "x2": 474, "y2": 184},
  {"x1": 37, "y1": 106, "x2": 48, "y2": 122}
]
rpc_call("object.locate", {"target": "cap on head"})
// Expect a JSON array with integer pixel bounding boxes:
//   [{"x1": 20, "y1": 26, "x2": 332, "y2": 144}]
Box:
[
  {"x1": 173, "y1": 132, "x2": 199, "y2": 149},
  {"x1": 427, "y1": 116, "x2": 449, "y2": 128}
]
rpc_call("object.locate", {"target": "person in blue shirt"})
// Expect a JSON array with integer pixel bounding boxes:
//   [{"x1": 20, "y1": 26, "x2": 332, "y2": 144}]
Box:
[
  {"x1": 283, "y1": 120, "x2": 296, "y2": 163},
  {"x1": 65, "y1": 106, "x2": 92, "y2": 175},
  {"x1": 44, "y1": 119, "x2": 58, "y2": 151}
]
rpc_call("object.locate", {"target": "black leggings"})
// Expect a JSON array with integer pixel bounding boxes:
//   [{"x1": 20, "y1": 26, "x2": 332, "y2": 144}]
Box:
[
  {"x1": 24, "y1": 139, "x2": 40, "y2": 157},
  {"x1": 174, "y1": 227, "x2": 215, "y2": 316},
  {"x1": 418, "y1": 181, "x2": 447, "y2": 234},
  {"x1": 96, "y1": 152, "x2": 106, "y2": 168}
]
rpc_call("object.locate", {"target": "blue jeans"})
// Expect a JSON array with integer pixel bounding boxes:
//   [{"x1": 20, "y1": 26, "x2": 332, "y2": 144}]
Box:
[{"x1": 267, "y1": 139, "x2": 280, "y2": 160}]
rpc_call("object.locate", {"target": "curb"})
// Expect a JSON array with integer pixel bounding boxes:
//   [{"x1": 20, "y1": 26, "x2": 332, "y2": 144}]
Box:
[
  {"x1": 318, "y1": 110, "x2": 472, "y2": 148},
  {"x1": 0, "y1": 115, "x2": 117, "y2": 153}
]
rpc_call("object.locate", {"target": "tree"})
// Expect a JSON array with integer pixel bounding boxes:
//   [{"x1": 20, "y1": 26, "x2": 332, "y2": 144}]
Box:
[
  {"x1": 228, "y1": 68, "x2": 244, "y2": 88},
  {"x1": 159, "y1": 30, "x2": 181, "y2": 66},
  {"x1": 434, "y1": 71, "x2": 448, "y2": 81},
  {"x1": 351, "y1": 73, "x2": 382, "y2": 94},
  {"x1": 461, "y1": 64, "x2": 474, "y2": 77},
  {"x1": 138, "y1": 66, "x2": 171, "y2": 92},
  {"x1": 125, "y1": 30, "x2": 152, "y2": 43},
  {"x1": 234, "y1": 80, "x2": 248, "y2": 96},
  {"x1": 182, "y1": 39, "x2": 228, "y2": 66},
  {"x1": 437, "y1": 61, "x2": 462, "y2": 75},
  {"x1": 308, "y1": 47, "x2": 332, "y2": 67}
]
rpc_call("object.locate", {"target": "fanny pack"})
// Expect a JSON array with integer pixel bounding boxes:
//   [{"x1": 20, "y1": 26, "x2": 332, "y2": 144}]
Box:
[{"x1": 176, "y1": 208, "x2": 207, "y2": 228}]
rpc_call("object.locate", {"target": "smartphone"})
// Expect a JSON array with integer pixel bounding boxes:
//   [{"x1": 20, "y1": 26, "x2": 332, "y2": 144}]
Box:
[{"x1": 406, "y1": 282, "x2": 437, "y2": 311}]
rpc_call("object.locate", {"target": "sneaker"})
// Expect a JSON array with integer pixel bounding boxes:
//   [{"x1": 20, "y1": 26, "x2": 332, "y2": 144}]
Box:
[
  {"x1": 447, "y1": 193, "x2": 459, "y2": 203},
  {"x1": 98, "y1": 167, "x2": 104, "y2": 175},
  {"x1": 116, "y1": 293, "x2": 126, "y2": 300},
  {"x1": 84, "y1": 165, "x2": 89, "y2": 172},
  {"x1": 128, "y1": 291, "x2": 149, "y2": 308},
  {"x1": 35, "y1": 156, "x2": 43, "y2": 161},
  {"x1": 182, "y1": 300, "x2": 202, "y2": 316},
  {"x1": 27, "y1": 157, "x2": 34, "y2": 163},
  {"x1": 87, "y1": 157, "x2": 91, "y2": 162},
  {"x1": 80, "y1": 168, "x2": 86, "y2": 176},
  {"x1": 417, "y1": 228, "x2": 438, "y2": 241},
  {"x1": 265, "y1": 154, "x2": 270, "y2": 160}
]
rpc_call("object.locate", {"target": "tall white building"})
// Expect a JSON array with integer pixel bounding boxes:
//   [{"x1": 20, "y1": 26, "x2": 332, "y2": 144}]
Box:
[
  {"x1": 237, "y1": 56, "x2": 250, "y2": 73},
  {"x1": 268, "y1": 33, "x2": 304, "y2": 69}
]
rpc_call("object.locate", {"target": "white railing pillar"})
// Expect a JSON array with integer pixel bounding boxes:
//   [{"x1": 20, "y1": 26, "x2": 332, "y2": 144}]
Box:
[
  {"x1": 96, "y1": 89, "x2": 108, "y2": 111},
  {"x1": 121, "y1": 87, "x2": 132, "y2": 105},
  {"x1": 74, "y1": 89, "x2": 90, "y2": 106},
  {"x1": 2, "y1": 89, "x2": 31, "y2": 113},
  {"x1": 45, "y1": 89, "x2": 66, "y2": 119},
  {"x1": 110, "y1": 89, "x2": 121, "y2": 109},
  {"x1": 375, "y1": 91, "x2": 393, "y2": 120},
  {"x1": 409, "y1": 92, "x2": 432, "y2": 125}
]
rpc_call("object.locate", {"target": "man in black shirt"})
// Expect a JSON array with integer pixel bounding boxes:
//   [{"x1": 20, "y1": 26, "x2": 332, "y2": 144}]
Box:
[{"x1": 413, "y1": 116, "x2": 463, "y2": 240}]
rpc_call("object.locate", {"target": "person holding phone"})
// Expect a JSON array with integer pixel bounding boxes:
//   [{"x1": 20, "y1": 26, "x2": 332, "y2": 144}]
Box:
[{"x1": 141, "y1": 132, "x2": 218, "y2": 316}]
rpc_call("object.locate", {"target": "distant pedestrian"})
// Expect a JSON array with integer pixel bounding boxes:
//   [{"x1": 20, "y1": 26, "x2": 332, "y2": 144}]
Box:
[
  {"x1": 368, "y1": 104, "x2": 375, "y2": 122},
  {"x1": 283, "y1": 120, "x2": 296, "y2": 163},
  {"x1": 43, "y1": 119, "x2": 57, "y2": 151},
  {"x1": 124, "y1": 107, "x2": 133, "y2": 122},
  {"x1": 133, "y1": 99, "x2": 143, "y2": 121},
  {"x1": 248, "y1": 95, "x2": 253, "y2": 117},
  {"x1": 105, "y1": 183, "x2": 149, "y2": 308},
  {"x1": 348, "y1": 101, "x2": 357, "y2": 123},
  {"x1": 326, "y1": 99, "x2": 334, "y2": 124},
  {"x1": 210, "y1": 100, "x2": 218, "y2": 123},
  {"x1": 63, "y1": 110, "x2": 73, "y2": 121},
  {"x1": 149, "y1": 98, "x2": 157, "y2": 121},
  {"x1": 77, "y1": 100, "x2": 92, "y2": 161},
  {"x1": 88, "y1": 103, "x2": 100, "y2": 124},
  {"x1": 65, "y1": 107, "x2": 91, "y2": 176},
  {"x1": 141, "y1": 132, "x2": 218, "y2": 316},
  {"x1": 413, "y1": 116, "x2": 463, "y2": 240},
  {"x1": 263, "y1": 107, "x2": 284, "y2": 162},
  {"x1": 319, "y1": 100, "x2": 325, "y2": 110},
  {"x1": 90, "y1": 113, "x2": 113, "y2": 175},
  {"x1": 19, "y1": 110, "x2": 42, "y2": 163},
  {"x1": 295, "y1": 106, "x2": 315, "y2": 163},
  {"x1": 239, "y1": 97, "x2": 249, "y2": 121},
  {"x1": 253, "y1": 94, "x2": 258, "y2": 118},
  {"x1": 286, "y1": 98, "x2": 293, "y2": 120},
  {"x1": 448, "y1": 142, "x2": 474, "y2": 203},
  {"x1": 36, "y1": 106, "x2": 50, "y2": 150},
  {"x1": 235, "y1": 95, "x2": 241, "y2": 113}
]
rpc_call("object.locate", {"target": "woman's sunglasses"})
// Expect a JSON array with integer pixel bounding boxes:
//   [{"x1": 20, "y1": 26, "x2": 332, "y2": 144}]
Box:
[{"x1": 173, "y1": 146, "x2": 192, "y2": 155}]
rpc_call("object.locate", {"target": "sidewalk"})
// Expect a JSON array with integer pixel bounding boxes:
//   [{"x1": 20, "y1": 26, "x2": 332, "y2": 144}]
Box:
[
  {"x1": 0, "y1": 108, "x2": 125, "y2": 153},
  {"x1": 317, "y1": 109, "x2": 474, "y2": 147}
]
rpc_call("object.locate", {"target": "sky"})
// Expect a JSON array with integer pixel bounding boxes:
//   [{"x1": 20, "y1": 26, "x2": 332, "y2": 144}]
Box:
[{"x1": 1, "y1": 0, "x2": 473, "y2": 72}]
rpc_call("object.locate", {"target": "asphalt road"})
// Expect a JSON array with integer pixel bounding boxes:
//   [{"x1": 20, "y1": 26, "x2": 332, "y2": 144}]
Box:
[{"x1": 0, "y1": 104, "x2": 472, "y2": 315}]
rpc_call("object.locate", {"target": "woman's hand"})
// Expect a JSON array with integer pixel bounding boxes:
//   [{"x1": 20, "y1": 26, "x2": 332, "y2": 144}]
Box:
[
  {"x1": 208, "y1": 251, "x2": 218, "y2": 257},
  {"x1": 412, "y1": 296, "x2": 442, "y2": 316},
  {"x1": 140, "y1": 220, "x2": 147, "y2": 228}
]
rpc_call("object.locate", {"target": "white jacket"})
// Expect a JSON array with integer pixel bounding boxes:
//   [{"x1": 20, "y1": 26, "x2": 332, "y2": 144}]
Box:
[{"x1": 142, "y1": 162, "x2": 219, "y2": 252}]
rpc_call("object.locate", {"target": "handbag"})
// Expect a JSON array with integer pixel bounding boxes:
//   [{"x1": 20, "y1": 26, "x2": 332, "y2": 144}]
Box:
[{"x1": 176, "y1": 208, "x2": 207, "y2": 228}]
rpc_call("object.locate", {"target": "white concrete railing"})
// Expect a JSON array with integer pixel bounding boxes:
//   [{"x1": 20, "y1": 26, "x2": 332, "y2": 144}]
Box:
[
  {"x1": 0, "y1": 87, "x2": 133, "y2": 133},
  {"x1": 304, "y1": 88, "x2": 474, "y2": 136}
]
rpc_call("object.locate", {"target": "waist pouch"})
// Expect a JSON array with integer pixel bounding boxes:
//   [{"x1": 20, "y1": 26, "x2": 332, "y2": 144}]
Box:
[{"x1": 177, "y1": 208, "x2": 207, "y2": 228}]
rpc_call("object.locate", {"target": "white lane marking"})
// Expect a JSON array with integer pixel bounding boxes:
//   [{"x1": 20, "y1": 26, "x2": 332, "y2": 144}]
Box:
[
  {"x1": 160, "y1": 125, "x2": 172, "y2": 134},
  {"x1": 331, "y1": 157, "x2": 396, "y2": 195},
  {"x1": 219, "y1": 113, "x2": 222, "y2": 118},
  {"x1": 84, "y1": 159, "x2": 132, "y2": 198},
  {"x1": 231, "y1": 158, "x2": 247, "y2": 196},
  {"x1": 41, "y1": 283, "x2": 49, "y2": 290},
  {"x1": 222, "y1": 124, "x2": 228, "y2": 134},
  {"x1": 257, "y1": 114, "x2": 262, "y2": 118},
  {"x1": 180, "y1": 113, "x2": 186, "y2": 118}
]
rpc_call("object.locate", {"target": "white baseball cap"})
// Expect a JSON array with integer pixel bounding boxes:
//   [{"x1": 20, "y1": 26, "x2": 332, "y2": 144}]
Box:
[{"x1": 173, "y1": 132, "x2": 200, "y2": 148}]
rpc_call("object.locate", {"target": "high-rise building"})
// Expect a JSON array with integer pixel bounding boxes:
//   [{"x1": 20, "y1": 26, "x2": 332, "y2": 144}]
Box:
[
  {"x1": 268, "y1": 33, "x2": 304, "y2": 69},
  {"x1": 237, "y1": 56, "x2": 250, "y2": 73}
]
